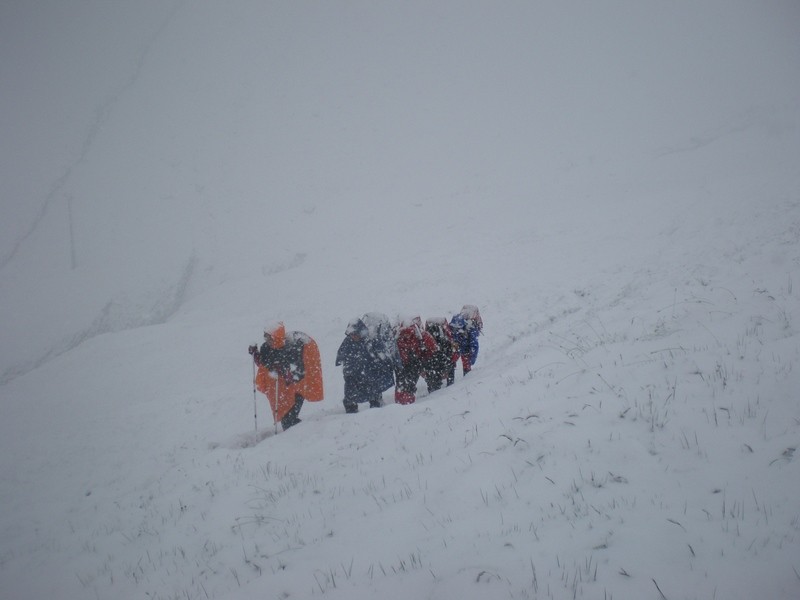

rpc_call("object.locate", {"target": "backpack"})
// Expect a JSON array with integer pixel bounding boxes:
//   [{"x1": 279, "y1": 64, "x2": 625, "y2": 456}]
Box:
[{"x1": 459, "y1": 305, "x2": 483, "y2": 333}]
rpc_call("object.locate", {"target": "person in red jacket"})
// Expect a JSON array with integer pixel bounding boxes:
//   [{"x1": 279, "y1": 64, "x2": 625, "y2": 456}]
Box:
[{"x1": 394, "y1": 315, "x2": 437, "y2": 405}]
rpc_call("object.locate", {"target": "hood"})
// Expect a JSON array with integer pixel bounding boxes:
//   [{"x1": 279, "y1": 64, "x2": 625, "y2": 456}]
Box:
[
  {"x1": 450, "y1": 314, "x2": 467, "y2": 329},
  {"x1": 345, "y1": 318, "x2": 367, "y2": 337},
  {"x1": 397, "y1": 314, "x2": 422, "y2": 329},
  {"x1": 264, "y1": 321, "x2": 286, "y2": 348}
]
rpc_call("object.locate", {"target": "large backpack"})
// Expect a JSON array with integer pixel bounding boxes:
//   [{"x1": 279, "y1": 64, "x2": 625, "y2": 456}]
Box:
[
  {"x1": 362, "y1": 312, "x2": 401, "y2": 367},
  {"x1": 459, "y1": 304, "x2": 483, "y2": 333}
]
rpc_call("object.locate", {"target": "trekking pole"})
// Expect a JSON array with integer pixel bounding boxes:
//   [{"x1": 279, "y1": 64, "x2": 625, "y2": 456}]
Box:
[
  {"x1": 273, "y1": 376, "x2": 280, "y2": 434},
  {"x1": 252, "y1": 358, "x2": 258, "y2": 436}
]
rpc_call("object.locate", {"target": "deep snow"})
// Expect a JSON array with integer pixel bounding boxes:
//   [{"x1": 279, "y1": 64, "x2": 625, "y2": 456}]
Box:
[{"x1": 1, "y1": 1, "x2": 799, "y2": 599}]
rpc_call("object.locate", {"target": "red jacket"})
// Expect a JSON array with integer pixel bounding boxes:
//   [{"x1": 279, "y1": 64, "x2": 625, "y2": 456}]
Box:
[{"x1": 396, "y1": 322, "x2": 437, "y2": 367}]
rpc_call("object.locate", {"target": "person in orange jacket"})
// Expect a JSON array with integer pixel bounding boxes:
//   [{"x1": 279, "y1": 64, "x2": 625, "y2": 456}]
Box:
[{"x1": 248, "y1": 321, "x2": 324, "y2": 430}]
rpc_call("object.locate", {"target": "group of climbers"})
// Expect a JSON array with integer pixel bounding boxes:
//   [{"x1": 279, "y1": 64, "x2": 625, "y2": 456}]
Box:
[
  {"x1": 248, "y1": 306, "x2": 482, "y2": 430},
  {"x1": 337, "y1": 306, "x2": 482, "y2": 411}
]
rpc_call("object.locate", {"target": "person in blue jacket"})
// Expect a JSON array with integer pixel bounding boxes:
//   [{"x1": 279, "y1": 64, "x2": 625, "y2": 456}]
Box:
[
  {"x1": 335, "y1": 318, "x2": 374, "y2": 413},
  {"x1": 449, "y1": 305, "x2": 483, "y2": 377}
]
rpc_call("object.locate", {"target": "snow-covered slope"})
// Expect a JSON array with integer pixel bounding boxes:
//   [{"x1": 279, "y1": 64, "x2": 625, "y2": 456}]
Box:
[{"x1": 1, "y1": 2, "x2": 799, "y2": 599}]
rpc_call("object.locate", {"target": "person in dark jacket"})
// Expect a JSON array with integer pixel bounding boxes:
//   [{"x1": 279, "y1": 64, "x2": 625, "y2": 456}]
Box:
[
  {"x1": 450, "y1": 305, "x2": 483, "y2": 377},
  {"x1": 422, "y1": 317, "x2": 459, "y2": 391},
  {"x1": 394, "y1": 315, "x2": 437, "y2": 405},
  {"x1": 361, "y1": 312, "x2": 400, "y2": 407},
  {"x1": 335, "y1": 318, "x2": 374, "y2": 413}
]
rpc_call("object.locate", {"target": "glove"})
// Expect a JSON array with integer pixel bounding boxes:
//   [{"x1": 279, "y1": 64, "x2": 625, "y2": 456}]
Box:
[{"x1": 248, "y1": 345, "x2": 258, "y2": 355}]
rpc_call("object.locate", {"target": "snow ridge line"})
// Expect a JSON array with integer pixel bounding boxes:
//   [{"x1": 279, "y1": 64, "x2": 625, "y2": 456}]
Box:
[
  {"x1": 0, "y1": 0, "x2": 185, "y2": 272},
  {"x1": 0, "y1": 253, "x2": 196, "y2": 386}
]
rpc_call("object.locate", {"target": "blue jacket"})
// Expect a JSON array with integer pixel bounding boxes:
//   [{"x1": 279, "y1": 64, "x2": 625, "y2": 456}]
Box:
[{"x1": 450, "y1": 314, "x2": 480, "y2": 366}]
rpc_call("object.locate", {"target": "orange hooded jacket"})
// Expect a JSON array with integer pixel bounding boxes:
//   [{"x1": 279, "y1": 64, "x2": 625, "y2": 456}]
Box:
[{"x1": 254, "y1": 322, "x2": 324, "y2": 422}]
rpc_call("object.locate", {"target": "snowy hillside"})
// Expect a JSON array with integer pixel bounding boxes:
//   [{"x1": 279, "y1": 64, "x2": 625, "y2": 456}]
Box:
[{"x1": 1, "y1": 1, "x2": 799, "y2": 599}]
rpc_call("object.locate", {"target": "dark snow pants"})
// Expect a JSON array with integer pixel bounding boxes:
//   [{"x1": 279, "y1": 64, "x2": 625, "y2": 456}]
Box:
[{"x1": 281, "y1": 394, "x2": 304, "y2": 430}]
